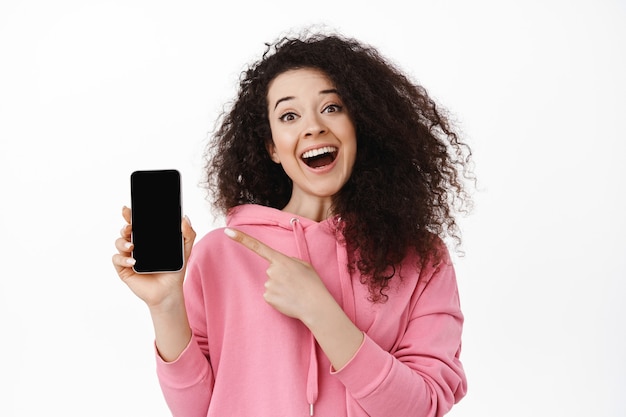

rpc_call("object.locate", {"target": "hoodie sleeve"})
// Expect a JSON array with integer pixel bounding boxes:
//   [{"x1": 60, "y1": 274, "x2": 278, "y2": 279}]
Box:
[
  {"x1": 155, "y1": 248, "x2": 215, "y2": 417},
  {"x1": 332, "y1": 250, "x2": 467, "y2": 417}
]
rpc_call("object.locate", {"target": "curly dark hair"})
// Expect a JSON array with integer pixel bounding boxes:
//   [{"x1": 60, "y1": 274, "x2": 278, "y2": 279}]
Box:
[{"x1": 204, "y1": 31, "x2": 474, "y2": 301}]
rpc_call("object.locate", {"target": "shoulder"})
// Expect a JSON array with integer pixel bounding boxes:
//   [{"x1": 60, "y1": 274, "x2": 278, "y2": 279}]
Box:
[
  {"x1": 390, "y1": 237, "x2": 458, "y2": 303},
  {"x1": 185, "y1": 227, "x2": 235, "y2": 272},
  {"x1": 191, "y1": 227, "x2": 230, "y2": 253},
  {"x1": 401, "y1": 235, "x2": 453, "y2": 277}
]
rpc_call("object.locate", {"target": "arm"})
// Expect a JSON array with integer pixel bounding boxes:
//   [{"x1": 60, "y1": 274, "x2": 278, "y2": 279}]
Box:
[
  {"x1": 300, "y1": 292, "x2": 365, "y2": 371},
  {"x1": 224, "y1": 228, "x2": 466, "y2": 417},
  {"x1": 154, "y1": 243, "x2": 216, "y2": 417},
  {"x1": 332, "y1": 254, "x2": 467, "y2": 417},
  {"x1": 112, "y1": 206, "x2": 194, "y2": 361},
  {"x1": 113, "y1": 206, "x2": 214, "y2": 417}
]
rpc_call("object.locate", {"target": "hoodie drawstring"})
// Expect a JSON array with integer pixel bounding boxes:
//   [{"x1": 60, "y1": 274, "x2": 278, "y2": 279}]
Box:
[
  {"x1": 335, "y1": 238, "x2": 356, "y2": 323},
  {"x1": 290, "y1": 218, "x2": 318, "y2": 416}
]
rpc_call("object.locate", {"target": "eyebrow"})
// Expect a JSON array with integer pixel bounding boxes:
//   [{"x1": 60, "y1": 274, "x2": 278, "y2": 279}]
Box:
[{"x1": 273, "y1": 89, "x2": 340, "y2": 110}]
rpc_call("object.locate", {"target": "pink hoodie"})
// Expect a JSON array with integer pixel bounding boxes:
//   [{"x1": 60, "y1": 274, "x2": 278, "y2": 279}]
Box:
[{"x1": 156, "y1": 204, "x2": 467, "y2": 417}]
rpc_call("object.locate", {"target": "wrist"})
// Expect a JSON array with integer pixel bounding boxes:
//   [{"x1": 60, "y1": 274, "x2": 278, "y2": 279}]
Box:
[
  {"x1": 148, "y1": 291, "x2": 192, "y2": 363},
  {"x1": 148, "y1": 289, "x2": 186, "y2": 316},
  {"x1": 299, "y1": 286, "x2": 336, "y2": 328}
]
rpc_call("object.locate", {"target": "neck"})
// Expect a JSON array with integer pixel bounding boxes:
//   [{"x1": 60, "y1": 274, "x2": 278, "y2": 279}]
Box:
[{"x1": 282, "y1": 196, "x2": 333, "y2": 222}]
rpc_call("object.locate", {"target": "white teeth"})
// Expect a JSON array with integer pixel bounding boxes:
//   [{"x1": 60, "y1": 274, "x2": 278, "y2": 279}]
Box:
[{"x1": 301, "y1": 146, "x2": 337, "y2": 159}]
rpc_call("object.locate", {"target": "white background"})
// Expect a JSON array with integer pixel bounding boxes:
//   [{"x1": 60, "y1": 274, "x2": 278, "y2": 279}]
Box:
[{"x1": 1, "y1": 0, "x2": 625, "y2": 416}]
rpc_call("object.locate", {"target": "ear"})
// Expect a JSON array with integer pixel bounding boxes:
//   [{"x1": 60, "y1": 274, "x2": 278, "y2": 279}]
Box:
[{"x1": 266, "y1": 140, "x2": 281, "y2": 164}]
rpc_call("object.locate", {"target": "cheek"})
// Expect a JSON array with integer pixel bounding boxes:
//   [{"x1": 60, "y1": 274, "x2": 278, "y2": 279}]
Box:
[
  {"x1": 342, "y1": 127, "x2": 358, "y2": 164},
  {"x1": 270, "y1": 126, "x2": 297, "y2": 150},
  {"x1": 267, "y1": 132, "x2": 298, "y2": 163}
]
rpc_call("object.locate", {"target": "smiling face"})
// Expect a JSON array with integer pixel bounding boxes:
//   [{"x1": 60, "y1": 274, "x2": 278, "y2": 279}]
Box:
[{"x1": 266, "y1": 68, "x2": 357, "y2": 219}]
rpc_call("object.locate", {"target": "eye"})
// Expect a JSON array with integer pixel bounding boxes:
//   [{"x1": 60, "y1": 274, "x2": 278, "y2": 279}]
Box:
[
  {"x1": 322, "y1": 104, "x2": 343, "y2": 114},
  {"x1": 279, "y1": 112, "x2": 298, "y2": 122}
]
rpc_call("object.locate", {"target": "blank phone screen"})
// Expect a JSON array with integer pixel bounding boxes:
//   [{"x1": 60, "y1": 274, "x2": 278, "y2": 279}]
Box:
[{"x1": 130, "y1": 170, "x2": 184, "y2": 273}]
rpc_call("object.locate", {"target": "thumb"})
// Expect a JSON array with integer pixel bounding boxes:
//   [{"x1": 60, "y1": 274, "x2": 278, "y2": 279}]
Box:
[{"x1": 182, "y1": 215, "x2": 196, "y2": 260}]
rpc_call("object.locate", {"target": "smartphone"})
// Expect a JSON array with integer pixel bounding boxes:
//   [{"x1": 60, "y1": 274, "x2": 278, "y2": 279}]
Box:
[{"x1": 130, "y1": 169, "x2": 184, "y2": 273}]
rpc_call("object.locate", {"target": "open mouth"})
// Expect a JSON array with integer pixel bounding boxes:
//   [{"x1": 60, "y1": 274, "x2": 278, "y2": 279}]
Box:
[{"x1": 301, "y1": 146, "x2": 338, "y2": 169}]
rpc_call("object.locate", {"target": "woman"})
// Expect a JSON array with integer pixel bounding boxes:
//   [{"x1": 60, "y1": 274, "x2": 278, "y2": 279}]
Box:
[{"x1": 113, "y1": 31, "x2": 473, "y2": 417}]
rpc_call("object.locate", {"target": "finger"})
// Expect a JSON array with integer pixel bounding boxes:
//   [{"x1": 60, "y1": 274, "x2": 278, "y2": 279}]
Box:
[
  {"x1": 224, "y1": 227, "x2": 280, "y2": 263},
  {"x1": 122, "y1": 205, "x2": 131, "y2": 223},
  {"x1": 120, "y1": 222, "x2": 131, "y2": 239},
  {"x1": 111, "y1": 253, "x2": 136, "y2": 273},
  {"x1": 115, "y1": 237, "x2": 133, "y2": 254},
  {"x1": 120, "y1": 206, "x2": 132, "y2": 238}
]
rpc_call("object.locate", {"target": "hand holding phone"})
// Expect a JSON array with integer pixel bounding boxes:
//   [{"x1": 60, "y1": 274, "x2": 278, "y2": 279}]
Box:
[{"x1": 113, "y1": 203, "x2": 196, "y2": 309}]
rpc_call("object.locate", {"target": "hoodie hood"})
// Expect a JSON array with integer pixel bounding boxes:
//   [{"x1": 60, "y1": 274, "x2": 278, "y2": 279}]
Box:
[
  {"x1": 226, "y1": 203, "x2": 332, "y2": 230},
  {"x1": 226, "y1": 204, "x2": 355, "y2": 415}
]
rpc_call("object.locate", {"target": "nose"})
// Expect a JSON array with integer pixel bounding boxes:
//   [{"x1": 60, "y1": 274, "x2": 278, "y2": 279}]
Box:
[{"x1": 303, "y1": 114, "x2": 327, "y2": 138}]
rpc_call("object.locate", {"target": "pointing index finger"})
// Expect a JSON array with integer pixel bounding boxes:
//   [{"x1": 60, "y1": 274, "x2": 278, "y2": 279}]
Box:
[{"x1": 224, "y1": 227, "x2": 278, "y2": 262}]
